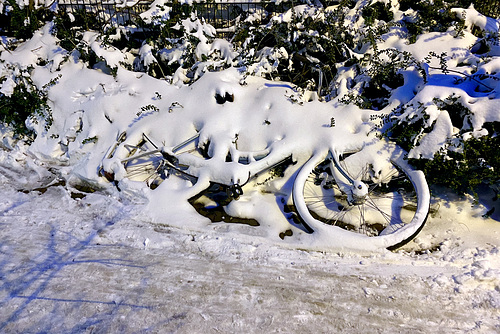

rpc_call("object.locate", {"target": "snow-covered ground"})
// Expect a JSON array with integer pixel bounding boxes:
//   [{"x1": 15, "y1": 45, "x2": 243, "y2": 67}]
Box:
[
  {"x1": 0, "y1": 151, "x2": 499, "y2": 333},
  {"x1": 1, "y1": 1, "x2": 500, "y2": 332}
]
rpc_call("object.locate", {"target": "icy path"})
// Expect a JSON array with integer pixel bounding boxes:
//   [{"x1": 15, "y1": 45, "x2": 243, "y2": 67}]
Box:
[{"x1": 0, "y1": 163, "x2": 499, "y2": 333}]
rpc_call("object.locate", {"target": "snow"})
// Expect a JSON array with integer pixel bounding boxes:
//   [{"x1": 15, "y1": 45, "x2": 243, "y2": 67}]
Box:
[
  {"x1": 0, "y1": 158, "x2": 499, "y2": 332},
  {"x1": 1, "y1": 1, "x2": 500, "y2": 332},
  {"x1": 83, "y1": 31, "x2": 126, "y2": 69},
  {"x1": 139, "y1": 0, "x2": 172, "y2": 24}
]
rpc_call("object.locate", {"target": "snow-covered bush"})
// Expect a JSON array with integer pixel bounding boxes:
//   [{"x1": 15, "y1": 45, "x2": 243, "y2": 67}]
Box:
[
  {"x1": 0, "y1": 0, "x2": 499, "y2": 198},
  {"x1": 230, "y1": 0, "x2": 469, "y2": 106},
  {"x1": 0, "y1": 0, "x2": 54, "y2": 40},
  {"x1": 130, "y1": 3, "x2": 237, "y2": 83},
  {"x1": 53, "y1": 7, "x2": 104, "y2": 52},
  {"x1": 234, "y1": 2, "x2": 355, "y2": 97},
  {"x1": 397, "y1": 0, "x2": 471, "y2": 43},
  {"x1": 233, "y1": 0, "x2": 499, "y2": 197},
  {"x1": 0, "y1": 64, "x2": 53, "y2": 140}
]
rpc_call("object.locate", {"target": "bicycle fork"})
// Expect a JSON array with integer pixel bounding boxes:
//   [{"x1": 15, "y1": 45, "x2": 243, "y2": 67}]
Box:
[{"x1": 328, "y1": 151, "x2": 369, "y2": 206}]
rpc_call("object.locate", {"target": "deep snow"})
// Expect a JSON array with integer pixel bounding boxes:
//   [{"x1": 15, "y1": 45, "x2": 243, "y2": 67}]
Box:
[
  {"x1": 0, "y1": 151, "x2": 499, "y2": 332},
  {"x1": 1, "y1": 0, "x2": 500, "y2": 332}
]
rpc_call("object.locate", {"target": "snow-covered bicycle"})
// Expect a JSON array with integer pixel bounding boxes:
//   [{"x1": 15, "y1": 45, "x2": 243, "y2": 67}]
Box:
[
  {"x1": 98, "y1": 74, "x2": 430, "y2": 251},
  {"x1": 100, "y1": 133, "x2": 429, "y2": 251}
]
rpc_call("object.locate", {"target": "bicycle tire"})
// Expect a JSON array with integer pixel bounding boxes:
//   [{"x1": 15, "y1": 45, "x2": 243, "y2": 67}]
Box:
[
  {"x1": 292, "y1": 141, "x2": 430, "y2": 251},
  {"x1": 102, "y1": 133, "x2": 199, "y2": 189}
]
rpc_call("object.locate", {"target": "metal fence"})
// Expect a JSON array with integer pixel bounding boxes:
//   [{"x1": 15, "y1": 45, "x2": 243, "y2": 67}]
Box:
[
  {"x1": 57, "y1": 0, "x2": 154, "y2": 27},
  {"x1": 56, "y1": 0, "x2": 500, "y2": 38},
  {"x1": 192, "y1": 1, "x2": 291, "y2": 36},
  {"x1": 56, "y1": 1, "x2": 292, "y2": 37}
]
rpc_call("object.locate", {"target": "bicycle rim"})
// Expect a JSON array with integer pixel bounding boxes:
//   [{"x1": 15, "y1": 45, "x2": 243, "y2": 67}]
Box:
[
  {"x1": 119, "y1": 135, "x2": 198, "y2": 189},
  {"x1": 293, "y1": 144, "x2": 430, "y2": 251}
]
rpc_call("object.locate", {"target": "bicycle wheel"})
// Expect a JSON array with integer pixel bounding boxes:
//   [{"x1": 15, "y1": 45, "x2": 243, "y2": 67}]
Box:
[
  {"x1": 101, "y1": 132, "x2": 199, "y2": 189},
  {"x1": 292, "y1": 142, "x2": 430, "y2": 251}
]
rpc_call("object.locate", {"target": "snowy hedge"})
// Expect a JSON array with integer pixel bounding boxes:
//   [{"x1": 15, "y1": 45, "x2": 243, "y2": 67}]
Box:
[{"x1": 0, "y1": 0, "x2": 499, "y2": 198}]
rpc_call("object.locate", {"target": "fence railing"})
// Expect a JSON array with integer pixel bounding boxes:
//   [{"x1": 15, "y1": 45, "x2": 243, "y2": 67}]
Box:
[
  {"x1": 191, "y1": 1, "x2": 291, "y2": 36},
  {"x1": 56, "y1": 0, "x2": 500, "y2": 39},
  {"x1": 57, "y1": 0, "x2": 154, "y2": 27},
  {"x1": 56, "y1": 1, "x2": 293, "y2": 38}
]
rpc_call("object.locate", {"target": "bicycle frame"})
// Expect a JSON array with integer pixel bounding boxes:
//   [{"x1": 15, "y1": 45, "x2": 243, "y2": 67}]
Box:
[
  {"x1": 122, "y1": 132, "x2": 369, "y2": 206},
  {"x1": 101, "y1": 125, "x2": 430, "y2": 251}
]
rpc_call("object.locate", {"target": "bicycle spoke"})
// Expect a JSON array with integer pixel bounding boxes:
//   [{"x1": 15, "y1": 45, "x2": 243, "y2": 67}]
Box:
[
  {"x1": 331, "y1": 206, "x2": 349, "y2": 226},
  {"x1": 358, "y1": 204, "x2": 365, "y2": 231},
  {"x1": 295, "y1": 148, "x2": 429, "y2": 249},
  {"x1": 364, "y1": 201, "x2": 392, "y2": 226},
  {"x1": 365, "y1": 195, "x2": 405, "y2": 226},
  {"x1": 303, "y1": 153, "x2": 424, "y2": 241}
]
